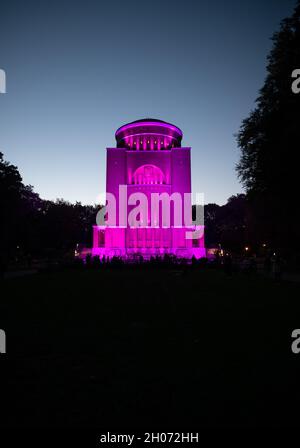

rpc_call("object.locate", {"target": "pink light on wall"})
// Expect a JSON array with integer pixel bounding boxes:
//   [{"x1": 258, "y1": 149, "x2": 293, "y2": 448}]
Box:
[
  {"x1": 116, "y1": 120, "x2": 183, "y2": 138},
  {"x1": 133, "y1": 165, "x2": 165, "y2": 185}
]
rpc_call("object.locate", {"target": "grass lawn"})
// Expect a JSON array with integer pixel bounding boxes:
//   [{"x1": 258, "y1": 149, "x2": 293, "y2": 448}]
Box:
[{"x1": 1, "y1": 266, "x2": 300, "y2": 428}]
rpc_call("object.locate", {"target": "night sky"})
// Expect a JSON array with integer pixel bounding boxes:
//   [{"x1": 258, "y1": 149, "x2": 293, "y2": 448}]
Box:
[{"x1": 0, "y1": 0, "x2": 296, "y2": 205}]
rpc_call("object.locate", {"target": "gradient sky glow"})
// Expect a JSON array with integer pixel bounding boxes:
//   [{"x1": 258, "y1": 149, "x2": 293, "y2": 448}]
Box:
[{"x1": 0, "y1": 0, "x2": 296, "y2": 205}]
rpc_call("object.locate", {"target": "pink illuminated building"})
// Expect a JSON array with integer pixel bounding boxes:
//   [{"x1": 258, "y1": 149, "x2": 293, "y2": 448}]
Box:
[{"x1": 92, "y1": 119, "x2": 205, "y2": 259}]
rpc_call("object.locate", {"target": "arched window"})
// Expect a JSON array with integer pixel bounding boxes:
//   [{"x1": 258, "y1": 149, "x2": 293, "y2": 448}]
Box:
[{"x1": 132, "y1": 164, "x2": 165, "y2": 185}]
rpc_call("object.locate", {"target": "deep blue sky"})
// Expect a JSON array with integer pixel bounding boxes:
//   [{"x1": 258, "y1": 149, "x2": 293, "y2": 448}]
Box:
[{"x1": 0, "y1": 0, "x2": 296, "y2": 205}]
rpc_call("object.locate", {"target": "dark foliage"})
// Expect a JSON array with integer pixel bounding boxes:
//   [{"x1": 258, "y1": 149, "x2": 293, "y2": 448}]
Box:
[
  {"x1": 193, "y1": 194, "x2": 248, "y2": 252},
  {"x1": 236, "y1": 1, "x2": 300, "y2": 253},
  {"x1": 0, "y1": 152, "x2": 99, "y2": 262}
]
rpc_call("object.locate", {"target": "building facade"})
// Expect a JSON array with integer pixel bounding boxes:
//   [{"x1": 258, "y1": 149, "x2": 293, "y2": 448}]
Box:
[{"x1": 92, "y1": 119, "x2": 205, "y2": 259}]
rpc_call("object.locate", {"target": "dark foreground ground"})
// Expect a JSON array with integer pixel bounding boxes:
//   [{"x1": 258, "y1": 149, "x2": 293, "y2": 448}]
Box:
[{"x1": 1, "y1": 265, "x2": 300, "y2": 429}]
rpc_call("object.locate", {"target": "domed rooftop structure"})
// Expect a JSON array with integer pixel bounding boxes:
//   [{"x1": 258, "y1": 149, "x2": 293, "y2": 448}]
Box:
[{"x1": 115, "y1": 118, "x2": 183, "y2": 150}]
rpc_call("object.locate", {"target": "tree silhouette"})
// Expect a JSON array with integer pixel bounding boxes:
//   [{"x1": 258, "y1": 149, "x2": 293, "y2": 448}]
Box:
[
  {"x1": 0, "y1": 152, "x2": 99, "y2": 262},
  {"x1": 236, "y1": 1, "x2": 300, "y2": 253}
]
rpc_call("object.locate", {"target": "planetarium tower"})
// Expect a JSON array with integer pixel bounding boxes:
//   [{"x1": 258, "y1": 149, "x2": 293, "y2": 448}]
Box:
[{"x1": 92, "y1": 119, "x2": 205, "y2": 259}]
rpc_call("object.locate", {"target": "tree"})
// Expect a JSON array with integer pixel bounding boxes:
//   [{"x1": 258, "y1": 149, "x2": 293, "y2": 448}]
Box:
[
  {"x1": 204, "y1": 195, "x2": 248, "y2": 252},
  {"x1": 0, "y1": 152, "x2": 28, "y2": 257},
  {"x1": 0, "y1": 152, "x2": 99, "y2": 262},
  {"x1": 236, "y1": 1, "x2": 300, "y2": 253}
]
